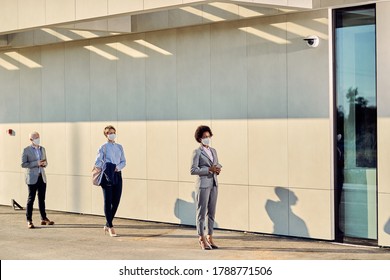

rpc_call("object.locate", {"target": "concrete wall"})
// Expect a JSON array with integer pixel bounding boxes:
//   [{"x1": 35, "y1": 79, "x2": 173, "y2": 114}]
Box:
[
  {"x1": 0, "y1": 9, "x2": 333, "y2": 240},
  {"x1": 376, "y1": 1, "x2": 390, "y2": 247}
]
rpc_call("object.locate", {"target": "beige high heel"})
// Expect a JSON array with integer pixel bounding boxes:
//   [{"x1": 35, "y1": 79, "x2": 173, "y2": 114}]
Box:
[
  {"x1": 198, "y1": 237, "x2": 211, "y2": 250},
  {"x1": 104, "y1": 226, "x2": 118, "y2": 237},
  {"x1": 206, "y1": 235, "x2": 219, "y2": 249}
]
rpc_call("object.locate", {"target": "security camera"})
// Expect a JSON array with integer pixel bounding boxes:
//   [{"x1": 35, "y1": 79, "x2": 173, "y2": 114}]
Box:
[{"x1": 303, "y1": 35, "x2": 319, "y2": 48}]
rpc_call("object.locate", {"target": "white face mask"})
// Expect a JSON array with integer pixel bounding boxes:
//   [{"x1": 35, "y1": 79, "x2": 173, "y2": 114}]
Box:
[
  {"x1": 32, "y1": 138, "x2": 40, "y2": 146},
  {"x1": 107, "y1": 134, "x2": 116, "y2": 141},
  {"x1": 201, "y1": 137, "x2": 210, "y2": 146}
]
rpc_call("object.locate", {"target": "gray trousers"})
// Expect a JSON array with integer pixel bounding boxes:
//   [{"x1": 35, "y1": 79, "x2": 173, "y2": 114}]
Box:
[{"x1": 196, "y1": 185, "x2": 218, "y2": 236}]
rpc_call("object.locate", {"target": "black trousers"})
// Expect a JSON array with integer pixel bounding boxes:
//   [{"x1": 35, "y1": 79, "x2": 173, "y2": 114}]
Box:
[
  {"x1": 101, "y1": 172, "x2": 122, "y2": 228},
  {"x1": 26, "y1": 175, "x2": 47, "y2": 222}
]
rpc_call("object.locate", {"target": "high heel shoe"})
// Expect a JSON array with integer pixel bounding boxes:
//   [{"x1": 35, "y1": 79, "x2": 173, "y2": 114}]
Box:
[
  {"x1": 198, "y1": 239, "x2": 211, "y2": 250},
  {"x1": 206, "y1": 235, "x2": 219, "y2": 249},
  {"x1": 104, "y1": 226, "x2": 118, "y2": 237}
]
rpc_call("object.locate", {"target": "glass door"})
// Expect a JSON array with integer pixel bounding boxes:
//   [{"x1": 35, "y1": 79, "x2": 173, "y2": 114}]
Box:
[{"x1": 334, "y1": 5, "x2": 377, "y2": 242}]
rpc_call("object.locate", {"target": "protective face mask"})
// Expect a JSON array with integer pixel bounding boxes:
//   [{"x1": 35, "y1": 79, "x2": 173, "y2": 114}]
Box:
[
  {"x1": 107, "y1": 134, "x2": 116, "y2": 141},
  {"x1": 201, "y1": 137, "x2": 210, "y2": 146},
  {"x1": 32, "y1": 138, "x2": 40, "y2": 146}
]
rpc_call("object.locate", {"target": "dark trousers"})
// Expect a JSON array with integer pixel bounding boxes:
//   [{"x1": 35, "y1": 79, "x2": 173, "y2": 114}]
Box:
[
  {"x1": 101, "y1": 172, "x2": 122, "y2": 228},
  {"x1": 26, "y1": 175, "x2": 47, "y2": 222}
]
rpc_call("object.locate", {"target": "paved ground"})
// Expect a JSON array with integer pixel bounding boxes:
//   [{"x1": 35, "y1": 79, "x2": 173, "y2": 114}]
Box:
[{"x1": 1, "y1": 205, "x2": 390, "y2": 260}]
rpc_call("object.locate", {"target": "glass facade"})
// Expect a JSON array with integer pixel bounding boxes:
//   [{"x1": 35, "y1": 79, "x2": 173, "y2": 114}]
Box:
[{"x1": 334, "y1": 5, "x2": 377, "y2": 241}]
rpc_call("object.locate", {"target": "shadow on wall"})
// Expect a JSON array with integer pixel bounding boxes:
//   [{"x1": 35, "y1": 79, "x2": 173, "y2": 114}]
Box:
[
  {"x1": 174, "y1": 191, "x2": 219, "y2": 229},
  {"x1": 265, "y1": 187, "x2": 309, "y2": 237},
  {"x1": 384, "y1": 218, "x2": 390, "y2": 235}
]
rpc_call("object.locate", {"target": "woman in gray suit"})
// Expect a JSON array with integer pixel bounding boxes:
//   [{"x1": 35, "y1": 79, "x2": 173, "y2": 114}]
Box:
[{"x1": 191, "y1": 125, "x2": 222, "y2": 250}]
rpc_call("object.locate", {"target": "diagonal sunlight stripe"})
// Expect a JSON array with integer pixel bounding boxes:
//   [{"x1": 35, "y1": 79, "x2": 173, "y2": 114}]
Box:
[
  {"x1": 5, "y1": 52, "x2": 42, "y2": 68},
  {"x1": 106, "y1": 42, "x2": 148, "y2": 58},
  {"x1": 180, "y1": 6, "x2": 225, "y2": 22},
  {"x1": 70, "y1": 30, "x2": 99, "y2": 39},
  {"x1": 84, "y1": 46, "x2": 118, "y2": 60},
  {"x1": 134, "y1": 40, "x2": 172, "y2": 55},
  {"x1": 272, "y1": 22, "x2": 328, "y2": 39},
  {"x1": 239, "y1": 27, "x2": 290, "y2": 45},
  {"x1": 41, "y1": 28, "x2": 72, "y2": 41},
  {"x1": 238, "y1": 6, "x2": 265, "y2": 18},
  {"x1": 0, "y1": 57, "x2": 19, "y2": 70}
]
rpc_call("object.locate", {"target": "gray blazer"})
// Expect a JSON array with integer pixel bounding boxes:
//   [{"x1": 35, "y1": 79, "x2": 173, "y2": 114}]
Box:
[
  {"x1": 190, "y1": 146, "x2": 220, "y2": 189},
  {"x1": 21, "y1": 146, "x2": 47, "y2": 184}
]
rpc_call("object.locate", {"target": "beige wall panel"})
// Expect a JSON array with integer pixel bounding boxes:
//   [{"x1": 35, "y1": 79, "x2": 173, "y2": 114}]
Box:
[
  {"x1": 177, "y1": 25, "x2": 210, "y2": 121},
  {"x1": 146, "y1": 121, "x2": 178, "y2": 181},
  {"x1": 42, "y1": 123, "x2": 66, "y2": 175},
  {"x1": 147, "y1": 180, "x2": 179, "y2": 223},
  {"x1": 249, "y1": 185, "x2": 289, "y2": 235},
  {"x1": 66, "y1": 176, "x2": 92, "y2": 213},
  {"x1": 41, "y1": 44, "x2": 65, "y2": 122},
  {"x1": 216, "y1": 184, "x2": 249, "y2": 231},
  {"x1": 0, "y1": 0, "x2": 18, "y2": 32},
  {"x1": 144, "y1": 0, "x2": 182, "y2": 10},
  {"x1": 116, "y1": 179, "x2": 148, "y2": 220},
  {"x1": 19, "y1": 48, "x2": 42, "y2": 123},
  {"x1": 65, "y1": 41, "x2": 90, "y2": 122},
  {"x1": 66, "y1": 122, "x2": 91, "y2": 176},
  {"x1": 378, "y1": 119, "x2": 390, "y2": 194},
  {"x1": 212, "y1": 120, "x2": 248, "y2": 185},
  {"x1": 91, "y1": 183, "x2": 104, "y2": 215},
  {"x1": 46, "y1": 0, "x2": 76, "y2": 24},
  {"x1": 246, "y1": 15, "x2": 287, "y2": 119},
  {"x1": 115, "y1": 36, "x2": 146, "y2": 122},
  {"x1": 288, "y1": 119, "x2": 331, "y2": 190},
  {"x1": 178, "y1": 121, "x2": 209, "y2": 182},
  {"x1": 108, "y1": 0, "x2": 144, "y2": 15},
  {"x1": 0, "y1": 172, "x2": 22, "y2": 206},
  {"x1": 287, "y1": 10, "x2": 329, "y2": 120},
  {"x1": 0, "y1": 123, "x2": 21, "y2": 173},
  {"x1": 0, "y1": 53, "x2": 20, "y2": 123},
  {"x1": 18, "y1": 0, "x2": 45, "y2": 29},
  {"x1": 210, "y1": 21, "x2": 247, "y2": 120},
  {"x1": 76, "y1": 0, "x2": 108, "y2": 20},
  {"x1": 145, "y1": 30, "x2": 177, "y2": 121},
  {"x1": 378, "y1": 193, "x2": 390, "y2": 247},
  {"x1": 90, "y1": 38, "x2": 118, "y2": 122},
  {"x1": 377, "y1": 2, "x2": 390, "y2": 195},
  {"x1": 248, "y1": 120, "x2": 288, "y2": 187},
  {"x1": 45, "y1": 174, "x2": 67, "y2": 211},
  {"x1": 117, "y1": 121, "x2": 147, "y2": 179},
  {"x1": 288, "y1": 188, "x2": 332, "y2": 239}
]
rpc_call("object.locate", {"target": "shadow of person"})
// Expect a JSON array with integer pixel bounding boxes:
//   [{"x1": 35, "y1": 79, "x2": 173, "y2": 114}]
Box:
[
  {"x1": 265, "y1": 187, "x2": 309, "y2": 237},
  {"x1": 174, "y1": 191, "x2": 196, "y2": 226},
  {"x1": 384, "y1": 218, "x2": 390, "y2": 234},
  {"x1": 173, "y1": 191, "x2": 219, "y2": 229}
]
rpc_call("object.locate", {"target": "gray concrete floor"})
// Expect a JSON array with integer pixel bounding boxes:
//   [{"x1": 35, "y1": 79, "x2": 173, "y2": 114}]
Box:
[{"x1": 1, "y1": 205, "x2": 390, "y2": 260}]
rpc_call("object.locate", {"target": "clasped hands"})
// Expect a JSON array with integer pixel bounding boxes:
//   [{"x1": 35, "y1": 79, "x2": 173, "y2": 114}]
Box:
[{"x1": 209, "y1": 165, "x2": 221, "y2": 175}]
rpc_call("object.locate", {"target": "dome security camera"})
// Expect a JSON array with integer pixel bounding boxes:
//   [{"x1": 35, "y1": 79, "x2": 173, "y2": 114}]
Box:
[{"x1": 303, "y1": 35, "x2": 319, "y2": 48}]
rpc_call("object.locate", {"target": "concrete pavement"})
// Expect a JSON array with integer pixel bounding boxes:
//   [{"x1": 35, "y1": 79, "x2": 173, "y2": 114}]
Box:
[{"x1": 1, "y1": 205, "x2": 389, "y2": 260}]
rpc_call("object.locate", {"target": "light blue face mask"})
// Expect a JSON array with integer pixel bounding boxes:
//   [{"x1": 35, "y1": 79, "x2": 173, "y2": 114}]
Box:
[
  {"x1": 107, "y1": 134, "x2": 116, "y2": 141},
  {"x1": 32, "y1": 138, "x2": 40, "y2": 146},
  {"x1": 201, "y1": 137, "x2": 210, "y2": 146}
]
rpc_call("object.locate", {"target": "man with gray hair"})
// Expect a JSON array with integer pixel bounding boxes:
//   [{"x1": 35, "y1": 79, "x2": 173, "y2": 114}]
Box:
[{"x1": 21, "y1": 132, "x2": 54, "y2": 229}]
